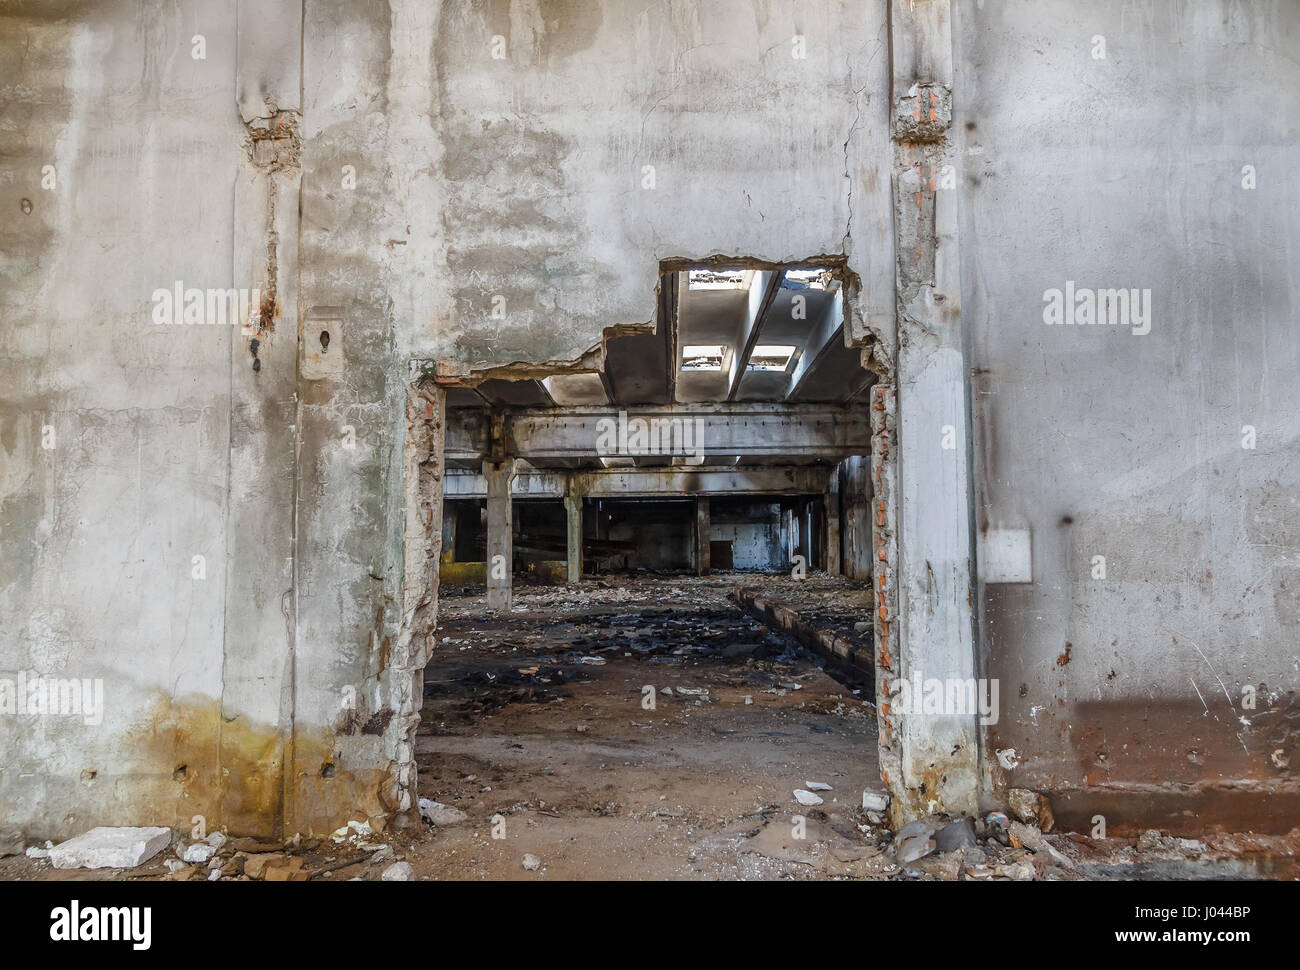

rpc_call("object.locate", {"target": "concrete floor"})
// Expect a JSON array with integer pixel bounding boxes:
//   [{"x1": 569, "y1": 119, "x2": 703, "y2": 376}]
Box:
[
  {"x1": 411, "y1": 574, "x2": 882, "y2": 879},
  {"x1": 5, "y1": 574, "x2": 1297, "y2": 882}
]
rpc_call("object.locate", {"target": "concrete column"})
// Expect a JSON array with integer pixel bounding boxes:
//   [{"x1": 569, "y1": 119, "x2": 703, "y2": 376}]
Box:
[
  {"x1": 485, "y1": 459, "x2": 515, "y2": 610},
  {"x1": 564, "y1": 480, "x2": 583, "y2": 584},
  {"x1": 441, "y1": 502, "x2": 457, "y2": 562},
  {"x1": 887, "y1": 0, "x2": 978, "y2": 820},
  {"x1": 825, "y1": 472, "x2": 842, "y2": 575},
  {"x1": 695, "y1": 497, "x2": 711, "y2": 575}
]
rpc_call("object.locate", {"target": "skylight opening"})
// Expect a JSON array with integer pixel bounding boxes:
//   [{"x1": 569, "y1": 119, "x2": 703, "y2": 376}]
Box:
[
  {"x1": 748, "y1": 345, "x2": 797, "y2": 372},
  {"x1": 682, "y1": 344, "x2": 728, "y2": 371},
  {"x1": 782, "y1": 268, "x2": 832, "y2": 290},
  {"x1": 688, "y1": 269, "x2": 754, "y2": 291}
]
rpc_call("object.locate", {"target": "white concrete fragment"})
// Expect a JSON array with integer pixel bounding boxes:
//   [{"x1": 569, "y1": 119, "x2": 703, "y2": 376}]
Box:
[
  {"x1": 381, "y1": 861, "x2": 414, "y2": 881},
  {"x1": 181, "y1": 842, "x2": 217, "y2": 863},
  {"x1": 418, "y1": 798, "x2": 468, "y2": 825},
  {"x1": 793, "y1": 789, "x2": 824, "y2": 806},
  {"x1": 804, "y1": 781, "x2": 833, "y2": 791},
  {"x1": 330, "y1": 819, "x2": 372, "y2": 843},
  {"x1": 522, "y1": 853, "x2": 542, "y2": 871},
  {"x1": 50, "y1": 827, "x2": 172, "y2": 870},
  {"x1": 862, "y1": 790, "x2": 890, "y2": 812}
]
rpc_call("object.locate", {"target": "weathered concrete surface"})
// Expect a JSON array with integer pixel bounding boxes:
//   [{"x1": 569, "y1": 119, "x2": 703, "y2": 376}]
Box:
[
  {"x1": 3, "y1": 0, "x2": 1296, "y2": 844},
  {"x1": 955, "y1": 0, "x2": 1300, "y2": 829}
]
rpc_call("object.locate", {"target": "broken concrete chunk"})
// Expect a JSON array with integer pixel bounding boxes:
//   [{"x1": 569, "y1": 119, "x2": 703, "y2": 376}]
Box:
[
  {"x1": 381, "y1": 861, "x2": 414, "y2": 881},
  {"x1": 895, "y1": 834, "x2": 936, "y2": 863},
  {"x1": 180, "y1": 831, "x2": 226, "y2": 864},
  {"x1": 804, "y1": 781, "x2": 833, "y2": 791},
  {"x1": 861, "y1": 789, "x2": 890, "y2": 813},
  {"x1": 896, "y1": 816, "x2": 941, "y2": 841},
  {"x1": 1007, "y1": 788, "x2": 1054, "y2": 831},
  {"x1": 994, "y1": 860, "x2": 1036, "y2": 881},
  {"x1": 50, "y1": 826, "x2": 172, "y2": 870},
  {"x1": 241, "y1": 852, "x2": 288, "y2": 879},
  {"x1": 934, "y1": 817, "x2": 978, "y2": 853},
  {"x1": 418, "y1": 798, "x2": 469, "y2": 826},
  {"x1": 330, "y1": 819, "x2": 372, "y2": 843},
  {"x1": 793, "y1": 789, "x2": 824, "y2": 806},
  {"x1": 522, "y1": 853, "x2": 542, "y2": 871}
]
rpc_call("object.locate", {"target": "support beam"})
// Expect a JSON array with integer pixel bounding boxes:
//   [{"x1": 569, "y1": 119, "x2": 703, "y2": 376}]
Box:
[
  {"x1": 824, "y1": 474, "x2": 841, "y2": 576},
  {"x1": 696, "y1": 497, "x2": 711, "y2": 575},
  {"x1": 484, "y1": 459, "x2": 515, "y2": 610},
  {"x1": 443, "y1": 465, "x2": 833, "y2": 499},
  {"x1": 564, "y1": 478, "x2": 583, "y2": 585},
  {"x1": 727, "y1": 270, "x2": 783, "y2": 400},
  {"x1": 441, "y1": 503, "x2": 457, "y2": 562},
  {"x1": 885, "y1": 0, "x2": 978, "y2": 823},
  {"x1": 445, "y1": 403, "x2": 871, "y2": 462}
]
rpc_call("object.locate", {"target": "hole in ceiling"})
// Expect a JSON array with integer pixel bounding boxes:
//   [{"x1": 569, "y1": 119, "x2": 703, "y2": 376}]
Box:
[
  {"x1": 681, "y1": 344, "x2": 728, "y2": 371},
  {"x1": 687, "y1": 269, "x2": 754, "y2": 291},
  {"x1": 748, "y1": 344, "x2": 797, "y2": 372},
  {"x1": 782, "y1": 268, "x2": 832, "y2": 290}
]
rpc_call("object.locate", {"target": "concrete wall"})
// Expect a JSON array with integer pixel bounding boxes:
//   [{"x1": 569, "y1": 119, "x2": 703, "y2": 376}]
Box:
[
  {"x1": 711, "y1": 501, "x2": 785, "y2": 570},
  {"x1": 1, "y1": 3, "x2": 257, "y2": 839},
  {"x1": 5, "y1": 0, "x2": 1294, "y2": 840},
  {"x1": 957, "y1": 0, "x2": 1299, "y2": 830}
]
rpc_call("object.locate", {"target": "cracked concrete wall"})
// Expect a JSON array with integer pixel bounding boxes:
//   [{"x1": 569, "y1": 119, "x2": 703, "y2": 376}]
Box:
[
  {"x1": 294, "y1": 0, "x2": 894, "y2": 833},
  {"x1": 1, "y1": 0, "x2": 895, "y2": 840},
  {"x1": 20, "y1": 0, "x2": 1291, "y2": 842},
  {"x1": 956, "y1": 0, "x2": 1300, "y2": 832}
]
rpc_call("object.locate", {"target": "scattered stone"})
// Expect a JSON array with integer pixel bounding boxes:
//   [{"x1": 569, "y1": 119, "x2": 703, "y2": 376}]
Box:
[
  {"x1": 163, "y1": 858, "x2": 189, "y2": 873},
  {"x1": 934, "y1": 817, "x2": 978, "y2": 853},
  {"x1": 895, "y1": 834, "x2": 936, "y2": 863},
  {"x1": 370, "y1": 845, "x2": 394, "y2": 865},
  {"x1": 793, "y1": 789, "x2": 824, "y2": 806},
  {"x1": 861, "y1": 789, "x2": 890, "y2": 813},
  {"x1": 229, "y1": 836, "x2": 283, "y2": 853},
  {"x1": 1137, "y1": 828, "x2": 1165, "y2": 852},
  {"x1": 242, "y1": 852, "x2": 288, "y2": 879},
  {"x1": 418, "y1": 798, "x2": 469, "y2": 826},
  {"x1": 916, "y1": 850, "x2": 963, "y2": 880},
  {"x1": 522, "y1": 853, "x2": 542, "y2": 871},
  {"x1": 263, "y1": 857, "x2": 308, "y2": 881},
  {"x1": 330, "y1": 820, "x2": 372, "y2": 843},
  {"x1": 1007, "y1": 788, "x2": 1054, "y2": 831},
  {"x1": 181, "y1": 832, "x2": 226, "y2": 864},
  {"x1": 49, "y1": 827, "x2": 172, "y2": 870},
  {"x1": 853, "y1": 621, "x2": 871, "y2": 634},
  {"x1": 26, "y1": 842, "x2": 53, "y2": 859},
  {"x1": 897, "y1": 816, "x2": 941, "y2": 841},
  {"x1": 994, "y1": 860, "x2": 1036, "y2": 881},
  {"x1": 804, "y1": 781, "x2": 833, "y2": 791},
  {"x1": 1008, "y1": 822, "x2": 1076, "y2": 870},
  {"x1": 207, "y1": 869, "x2": 221, "y2": 881},
  {"x1": 381, "y1": 861, "x2": 414, "y2": 881}
]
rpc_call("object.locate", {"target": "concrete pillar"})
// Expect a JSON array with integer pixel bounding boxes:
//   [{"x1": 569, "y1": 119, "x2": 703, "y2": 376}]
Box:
[
  {"x1": 695, "y1": 497, "x2": 711, "y2": 575},
  {"x1": 441, "y1": 502, "x2": 457, "y2": 562},
  {"x1": 886, "y1": 0, "x2": 978, "y2": 820},
  {"x1": 485, "y1": 459, "x2": 515, "y2": 610},
  {"x1": 825, "y1": 473, "x2": 842, "y2": 575},
  {"x1": 800, "y1": 500, "x2": 813, "y2": 567},
  {"x1": 564, "y1": 480, "x2": 583, "y2": 585}
]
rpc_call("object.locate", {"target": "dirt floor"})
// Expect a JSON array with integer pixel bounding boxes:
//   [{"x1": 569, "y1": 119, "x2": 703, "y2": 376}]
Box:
[{"x1": 4, "y1": 573, "x2": 1298, "y2": 881}]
